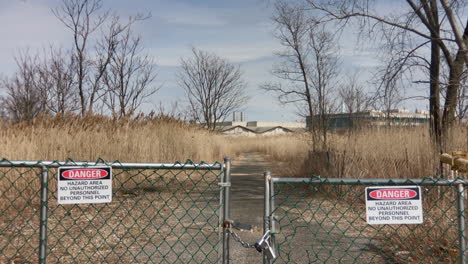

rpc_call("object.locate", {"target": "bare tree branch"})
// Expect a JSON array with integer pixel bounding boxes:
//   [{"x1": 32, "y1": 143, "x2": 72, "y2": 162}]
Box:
[
  {"x1": 1, "y1": 51, "x2": 46, "y2": 121},
  {"x1": 53, "y1": 0, "x2": 110, "y2": 116},
  {"x1": 102, "y1": 20, "x2": 159, "y2": 118}
]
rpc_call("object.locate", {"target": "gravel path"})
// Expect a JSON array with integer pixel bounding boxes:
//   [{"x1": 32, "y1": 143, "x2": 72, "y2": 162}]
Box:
[{"x1": 229, "y1": 152, "x2": 279, "y2": 263}]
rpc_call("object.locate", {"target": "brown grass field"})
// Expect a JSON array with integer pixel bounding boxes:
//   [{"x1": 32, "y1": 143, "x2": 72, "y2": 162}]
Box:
[{"x1": 1, "y1": 115, "x2": 466, "y2": 177}]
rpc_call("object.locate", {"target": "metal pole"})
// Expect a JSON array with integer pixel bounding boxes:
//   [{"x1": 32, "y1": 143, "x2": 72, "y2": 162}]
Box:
[
  {"x1": 457, "y1": 183, "x2": 467, "y2": 263},
  {"x1": 39, "y1": 166, "x2": 49, "y2": 264},
  {"x1": 0, "y1": 160, "x2": 222, "y2": 170},
  {"x1": 271, "y1": 177, "x2": 468, "y2": 186},
  {"x1": 269, "y1": 175, "x2": 276, "y2": 257},
  {"x1": 222, "y1": 158, "x2": 231, "y2": 264},
  {"x1": 264, "y1": 171, "x2": 271, "y2": 264}
]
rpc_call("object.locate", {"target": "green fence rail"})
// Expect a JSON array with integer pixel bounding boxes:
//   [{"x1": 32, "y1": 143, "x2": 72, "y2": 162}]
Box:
[
  {"x1": 0, "y1": 159, "x2": 226, "y2": 264},
  {"x1": 266, "y1": 177, "x2": 468, "y2": 264}
]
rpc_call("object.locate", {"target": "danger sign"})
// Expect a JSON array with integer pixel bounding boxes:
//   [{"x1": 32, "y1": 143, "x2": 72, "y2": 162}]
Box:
[
  {"x1": 57, "y1": 166, "x2": 112, "y2": 205},
  {"x1": 365, "y1": 186, "x2": 423, "y2": 225}
]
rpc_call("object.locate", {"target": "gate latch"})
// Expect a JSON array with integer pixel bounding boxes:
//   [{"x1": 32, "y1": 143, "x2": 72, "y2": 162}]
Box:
[
  {"x1": 224, "y1": 219, "x2": 252, "y2": 231},
  {"x1": 254, "y1": 230, "x2": 277, "y2": 260}
]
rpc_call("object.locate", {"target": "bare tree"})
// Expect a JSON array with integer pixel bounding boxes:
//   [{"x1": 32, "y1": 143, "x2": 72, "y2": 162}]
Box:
[
  {"x1": 262, "y1": 1, "x2": 340, "y2": 149},
  {"x1": 1, "y1": 52, "x2": 46, "y2": 121},
  {"x1": 308, "y1": 25, "x2": 340, "y2": 148},
  {"x1": 178, "y1": 48, "x2": 248, "y2": 130},
  {"x1": 103, "y1": 24, "x2": 158, "y2": 118},
  {"x1": 0, "y1": 1, "x2": 152, "y2": 121},
  {"x1": 374, "y1": 63, "x2": 405, "y2": 120},
  {"x1": 339, "y1": 73, "x2": 372, "y2": 113},
  {"x1": 306, "y1": 0, "x2": 467, "y2": 149},
  {"x1": 262, "y1": 1, "x2": 314, "y2": 118},
  {"x1": 53, "y1": 0, "x2": 149, "y2": 116},
  {"x1": 53, "y1": 0, "x2": 109, "y2": 116},
  {"x1": 87, "y1": 15, "x2": 148, "y2": 114},
  {"x1": 36, "y1": 47, "x2": 79, "y2": 115}
]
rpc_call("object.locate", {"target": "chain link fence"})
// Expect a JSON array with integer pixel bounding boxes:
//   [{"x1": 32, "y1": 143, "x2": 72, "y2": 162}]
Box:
[
  {"x1": 6, "y1": 158, "x2": 468, "y2": 264},
  {"x1": 267, "y1": 177, "x2": 468, "y2": 263},
  {"x1": 0, "y1": 159, "x2": 226, "y2": 264}
]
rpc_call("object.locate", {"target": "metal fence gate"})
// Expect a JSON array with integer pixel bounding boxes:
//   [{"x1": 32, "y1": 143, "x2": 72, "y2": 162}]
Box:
[
  {"x1": 4, "y1": 158, "x2": 468, "y2": 263},
  {"x1": 264, "y1": 175, "x2": 468, "y2": 263},
  {"x1": 0, "y1": 158, "x2": 230, "y2": 264}
]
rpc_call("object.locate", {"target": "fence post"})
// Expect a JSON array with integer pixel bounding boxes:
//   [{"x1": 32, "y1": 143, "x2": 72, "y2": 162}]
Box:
[
  {"x1": 263, "y1": 171, "x2": 271, "y2": 264},
  {"x1": 222, "y1": 158, "x2": 231, "y2": 264},
  {"x1": 269, "y1": 175, "x2": 276, "y2": 257},
  {"x1": 39, "y1": 166, "x2": 49, "y2": 264},
  {"x1": 457, "y1": 183, "x2": 467, "y2": 263}
]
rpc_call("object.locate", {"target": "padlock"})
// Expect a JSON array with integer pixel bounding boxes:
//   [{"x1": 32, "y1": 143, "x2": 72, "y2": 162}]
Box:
[
  {"x1": 254, "y1": 230, "x2": 277, "y2": 260},
  {"x1": 263, "y1": 240, "x2": 277, "y2": 260},
  {"x1": 254, "y1": 231, "x2": 270, "y2": 253}
]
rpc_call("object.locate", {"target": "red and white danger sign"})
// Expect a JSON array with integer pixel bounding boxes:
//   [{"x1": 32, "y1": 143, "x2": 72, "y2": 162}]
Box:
[
  {"x1": 57, "y1": 166, "x2": 112, "y2": 204},
  {"x1": 365, "y1": 186, "x2": 423, "y2": 225}
]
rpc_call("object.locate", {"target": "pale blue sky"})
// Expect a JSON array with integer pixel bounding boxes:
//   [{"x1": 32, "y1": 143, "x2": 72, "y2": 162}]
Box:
[{"x1": 0, "y1": 0, "x2": 426, "y2": 121}]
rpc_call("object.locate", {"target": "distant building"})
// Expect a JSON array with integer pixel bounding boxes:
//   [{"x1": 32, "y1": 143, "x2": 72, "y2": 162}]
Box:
[
  {"x1": 215, "y1": 112, "x2": 307, "y2": 136},
  {"x1": 306, "y1": 109, "x2": 429, "y2": 130}
]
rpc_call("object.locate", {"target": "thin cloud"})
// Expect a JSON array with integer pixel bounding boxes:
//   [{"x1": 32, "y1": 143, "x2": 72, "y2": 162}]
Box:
[{"x1": 0, "y1": 1, "x2": 69, "y2": 74}]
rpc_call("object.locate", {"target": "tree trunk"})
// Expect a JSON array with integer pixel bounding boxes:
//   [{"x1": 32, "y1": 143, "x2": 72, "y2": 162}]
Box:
[
  {"x1": 429, "y1": 41, "x2": 442, "y2": 150},
  {"x1": 442, "y1": 50, "x2": 465, "y2": 145},
  {"x1": 428, "y1": 0, "x2": 442, "y2": 151}
]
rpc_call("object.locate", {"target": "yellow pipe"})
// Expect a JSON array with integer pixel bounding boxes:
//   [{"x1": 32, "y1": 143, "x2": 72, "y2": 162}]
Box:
[
  {"x1": 440, "y1": 153, "x2": 454, "y2": 166},
  {"x1": 454, "y1": 158, "x2": 468, "y2": 173},
  {"x1": 452, "y1": 151, "x2": 468, "y2": 158}
]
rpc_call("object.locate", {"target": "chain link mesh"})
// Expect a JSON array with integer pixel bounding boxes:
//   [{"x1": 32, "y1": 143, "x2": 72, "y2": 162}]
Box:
[
  {"x1": 0, "y1": 159, "x2": 224, "y2": 263},
  {"x1": 0, "y1": 165, "x2": 41, "y2": 263},
  {"x1": 270, "y1": 178, "x2": 468, "y2": 263}
]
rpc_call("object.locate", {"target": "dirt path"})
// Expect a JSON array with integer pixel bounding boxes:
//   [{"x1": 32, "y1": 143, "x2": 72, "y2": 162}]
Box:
[{"x1": 229, "y1": 152, "x2": 277, "y2": 263}]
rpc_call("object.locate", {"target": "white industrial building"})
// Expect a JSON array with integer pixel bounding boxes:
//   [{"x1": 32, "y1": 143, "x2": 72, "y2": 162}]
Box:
[
  {"x1": 216, "y1": 112, "x2": 306, "y2": 137},
  {"x1": 306, "y1": 109, "x2": 430, "y2": 130}
]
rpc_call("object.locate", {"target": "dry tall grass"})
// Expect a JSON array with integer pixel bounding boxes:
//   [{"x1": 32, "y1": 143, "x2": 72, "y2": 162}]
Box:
[
  {"x1": 0, "y1": 115, "x2": 231, "y2": 162},
  {"x1": 1, "y1": 115, "x2": 467, "y2": 178},
  {"x1": 0, "y1": 115, "x2": 313, "y2": 165},
  {"x1": 295, "y1": 126, "x2": 468, "y2": 179}
]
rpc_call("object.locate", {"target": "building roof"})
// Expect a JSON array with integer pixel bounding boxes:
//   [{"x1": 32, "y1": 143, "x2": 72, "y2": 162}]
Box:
[
  {"x1": 308, "y1": 110, "x2": 430, "y2": 119},
  {"x1": 218, "y1": 125, "x2": 306, "y2": 135},
  {"x1": 220, "y1": 125, "x2": 256, "y2": 133},
  {"x1": 254, "y1": 126, "x2": 292, "y2": 134}
]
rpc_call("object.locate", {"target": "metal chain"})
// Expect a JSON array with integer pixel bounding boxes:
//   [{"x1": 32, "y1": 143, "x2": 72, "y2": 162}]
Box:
[{"x1": 227, "y1": 229, "x2": 256, "y2": 248}]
